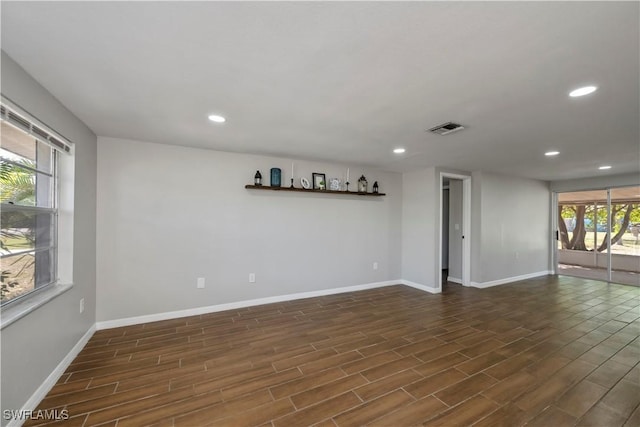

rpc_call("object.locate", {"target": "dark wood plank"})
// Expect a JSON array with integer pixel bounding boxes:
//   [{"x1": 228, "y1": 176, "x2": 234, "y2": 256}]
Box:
[{"x1": 24, "y1": 279, "x2": 639, "y2": 427}]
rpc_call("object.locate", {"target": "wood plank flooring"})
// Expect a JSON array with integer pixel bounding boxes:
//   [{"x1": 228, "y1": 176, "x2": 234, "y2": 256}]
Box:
[{"x1": 25, "y1": 275, "x2": 640, "y2": 426}]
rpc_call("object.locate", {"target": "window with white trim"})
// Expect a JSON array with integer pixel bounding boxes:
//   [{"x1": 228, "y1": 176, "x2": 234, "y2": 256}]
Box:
[{"x1": 0, "y1": 101, "x2": 72, "y2": 306}]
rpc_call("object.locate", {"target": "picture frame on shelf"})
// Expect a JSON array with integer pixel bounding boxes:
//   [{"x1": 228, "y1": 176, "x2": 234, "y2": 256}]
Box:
[{"x1": 312, "y1": 173, "x2": 326, "y2": 190}]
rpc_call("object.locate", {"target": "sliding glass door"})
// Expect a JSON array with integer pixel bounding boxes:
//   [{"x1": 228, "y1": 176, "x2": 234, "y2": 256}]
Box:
[
  {"x1": 609, "y1": 187, "x2": 640, "y2": 285},
  {"x1": 557, "y1": 186, "x2": 639, "y2": 286},
  {"x1": 558, "y1": 189, "x2": 608, "y2": 282}
]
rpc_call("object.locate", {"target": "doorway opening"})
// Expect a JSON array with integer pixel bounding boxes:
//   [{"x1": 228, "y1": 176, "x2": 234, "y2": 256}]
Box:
[{"x1": 439, "y1": 172, "x2": 471, "y2": 291}]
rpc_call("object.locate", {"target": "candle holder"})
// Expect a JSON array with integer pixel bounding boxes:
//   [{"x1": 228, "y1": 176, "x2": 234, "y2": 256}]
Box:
[
  {"x1": 290, "y1": 178, "x2": 294, "y2": 188},
  {"x1": 345, "y1": 181, "x2": 350, "y2": 192}
]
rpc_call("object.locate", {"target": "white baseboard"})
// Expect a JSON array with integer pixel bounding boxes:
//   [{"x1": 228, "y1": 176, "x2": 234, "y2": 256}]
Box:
[
  {"x1": 447, "y1": 276, "x2": 463, "y2": 284},
  {"x1": 400, "y1": 279, "x2": 440, "y2": 294},
  {"x1": 96, "y1": 280, "x2": 408, "y2": 330},
  {"x1": 470, "y1": 270, "x2": 552, "y2": 289},
  {"x1": 8, "y1": 324, "x2": 96, "y2": 427}
]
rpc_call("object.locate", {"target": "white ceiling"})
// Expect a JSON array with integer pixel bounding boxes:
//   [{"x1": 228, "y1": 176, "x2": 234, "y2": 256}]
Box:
[{"x1": 1, "y1": 2, "x2": 638, "y2": 181}]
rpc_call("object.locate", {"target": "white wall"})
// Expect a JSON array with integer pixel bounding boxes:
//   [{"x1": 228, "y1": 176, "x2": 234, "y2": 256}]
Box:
[
  {"x1": 401, "y1": 167, "x2": 438, "y2": 289},
  {"x1": 96, "y1": 137, "x2": 402, "y2": 322},
  {"x1": 448, "y1": 179, "x2": 463, "y2": 281},
  {"x1": 471, "y1": 171, "x2": 550, "y2": 284},
  {"x1": 1, "y1": 52, "x2": 97, "y2": 422},
  {"x1": 471, "y1": 172, "x2": 482, "y2": 283}
]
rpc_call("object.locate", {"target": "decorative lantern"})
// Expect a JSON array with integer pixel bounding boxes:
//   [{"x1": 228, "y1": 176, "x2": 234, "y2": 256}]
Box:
[
  {"x1": 270, "y1": 168, "x2": 281, "y2": 187},
  {"x1": 254, "y1": 170, "x2": 262, "y2": 186},
  {"x1": 373, "y1": 181, "x2": 379, "y2": 194},
  {"x1": 357, "y1": 175, "x2": 368, "y2": 193}
]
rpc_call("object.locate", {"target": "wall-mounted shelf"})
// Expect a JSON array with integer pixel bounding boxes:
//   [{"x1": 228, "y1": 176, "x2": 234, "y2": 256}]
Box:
[{"x1": 245, "y1": 185, "x2": 385, "y2": 196}]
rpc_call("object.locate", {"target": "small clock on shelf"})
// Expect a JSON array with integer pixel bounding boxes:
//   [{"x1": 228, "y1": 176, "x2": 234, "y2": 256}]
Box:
[{"x1": 329, "y1": 178, "x2": 341, "y2": 191}]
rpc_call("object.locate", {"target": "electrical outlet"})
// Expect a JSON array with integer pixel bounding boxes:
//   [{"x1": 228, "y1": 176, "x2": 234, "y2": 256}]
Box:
[
  {"x1": 373, "y1": 262, "x2": 378, "y2": 270},
  {"x1": 249, "y1": 273, "x2": 256, "y2": 283},
  {"x1": 79, "y1": 298, "x2": 84, "y2": 314},
  {"x1": 197, "y1": 277, "x2": 205, "y2": 289}
]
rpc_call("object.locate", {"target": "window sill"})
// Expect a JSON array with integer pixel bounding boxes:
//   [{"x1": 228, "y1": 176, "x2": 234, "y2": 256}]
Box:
[{"x1": 0, "y1": 283, "x2": 73, "y2": 330}]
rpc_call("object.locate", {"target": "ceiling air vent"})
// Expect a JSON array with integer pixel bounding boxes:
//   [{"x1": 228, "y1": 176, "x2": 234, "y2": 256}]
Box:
[{"x1": 429, "y1": 122, "x2": 465, "y2": 136}]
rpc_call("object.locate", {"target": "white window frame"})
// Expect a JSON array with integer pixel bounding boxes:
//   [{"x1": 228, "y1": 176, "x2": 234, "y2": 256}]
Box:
[{"x1": 0, "y1": 98, "x2": 74, "y2": 328}]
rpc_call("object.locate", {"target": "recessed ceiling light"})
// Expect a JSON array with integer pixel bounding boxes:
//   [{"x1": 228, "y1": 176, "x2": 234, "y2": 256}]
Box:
[
  {"x1": 208, "y1": 114, "x2": 226, "y2": 123},
  {"x1": 393, "y1": 148, "x2": 406, "y2": 154},
  {"x1": 545, "y1": 151, "x2": 560, "y2": 157},
  {"x1": 598, "y1": 165, "x2": 612, "y2": 170},
  {"x1": 569, "y1": 86, "x2": 597, "y2": 97}
]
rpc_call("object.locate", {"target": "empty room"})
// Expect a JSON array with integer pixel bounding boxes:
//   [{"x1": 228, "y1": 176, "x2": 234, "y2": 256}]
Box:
[{"x1": 1, "y1": 2, "x2": 639, "y2": 427}]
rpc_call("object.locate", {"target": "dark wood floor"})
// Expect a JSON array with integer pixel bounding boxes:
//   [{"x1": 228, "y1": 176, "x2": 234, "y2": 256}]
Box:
[{"x1": 26, "y1": 275, "x2": 639, "y2": 427}]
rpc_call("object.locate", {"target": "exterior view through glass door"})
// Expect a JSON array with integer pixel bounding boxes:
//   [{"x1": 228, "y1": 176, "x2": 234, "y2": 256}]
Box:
[
  {"x1": 558, "y1": 186, "x2": 640, "y2": 286},
  {"x1": 609, "y1": 187, "x2": 640, "y2": 285}
]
